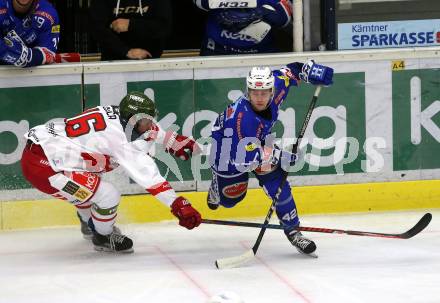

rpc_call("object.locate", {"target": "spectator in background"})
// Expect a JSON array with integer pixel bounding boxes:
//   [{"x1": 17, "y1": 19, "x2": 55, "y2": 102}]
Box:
[
  {"x1": 88, "y1": 0, "x2": 172, "y2": 61},
  {"x1": 194, "y1": 0, "x2": 292, "y2": 56},
  {"x1": 0, "y1": 0, "x2": 60, "y2": 67}
]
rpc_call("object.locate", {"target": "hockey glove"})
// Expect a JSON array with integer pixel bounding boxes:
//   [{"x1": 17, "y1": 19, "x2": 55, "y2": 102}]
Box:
[
  {"x1": 297, "y1": 59, "x2": 334, "y2": 86},
  {"x1": 171, "y1": 197, "x2": 202, "y2": 230},
  {"x1": 272, "y1": 145, "x2": 298, "y2": 171},
  {"x1": 256, "y1": 145, "x2": 298, "y2": 173},
  {"x1": 164, "y1": 132, "x2": 201, "y2": 161},
  {"x1": 216, "y1": 8, "x2": 265, "y2": 32},
  {"x1": 0, "y1": 30, "x2": 32, "y2": 67}
]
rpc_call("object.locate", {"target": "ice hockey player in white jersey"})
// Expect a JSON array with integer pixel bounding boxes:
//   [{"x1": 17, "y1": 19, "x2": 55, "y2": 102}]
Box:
[{"x1": 21, "y1": 92, "x2": 202, "y2": 253}]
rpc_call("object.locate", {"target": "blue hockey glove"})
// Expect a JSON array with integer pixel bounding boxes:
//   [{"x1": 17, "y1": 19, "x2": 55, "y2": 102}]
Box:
[
  {"x1": 299, "y1": 59, "x2": 333, "y2": 86},
  {"x1": 0, "y1": 30, "x2": 32, "y2": 67},
  {"x1": 216, "y1": 8, "x2": 264, "y2": 32}
]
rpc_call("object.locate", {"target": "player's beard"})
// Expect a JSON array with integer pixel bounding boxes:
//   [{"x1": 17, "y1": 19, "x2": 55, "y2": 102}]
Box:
[
  {"x1": 15, "y1": 0, "x2": 33, "y2": 6},
  {"x1": 13, "y1": 0, "x2": 34, "y2": 13}
]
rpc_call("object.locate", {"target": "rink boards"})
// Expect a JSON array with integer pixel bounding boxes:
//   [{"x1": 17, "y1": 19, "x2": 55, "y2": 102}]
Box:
[{"x1": 1, "y1": 179, "x2": 439, "y2": 230}]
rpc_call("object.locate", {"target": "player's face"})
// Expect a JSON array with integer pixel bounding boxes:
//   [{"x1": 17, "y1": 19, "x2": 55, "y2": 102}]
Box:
[
  {"x1": 249, "y1": 89, "x2": 272, "y2": 112},
  {"x1": 135, "y1": 117, "x2": 154, "y2": 134}
]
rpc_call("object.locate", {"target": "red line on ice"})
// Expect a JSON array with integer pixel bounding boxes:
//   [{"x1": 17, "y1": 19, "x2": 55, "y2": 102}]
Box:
[
  {"x1": 240, "y1": 241, "x2": 313, "y2": 303},
  {"x1": 154, "y1": 245, "x2": 211, "y2": 299}
]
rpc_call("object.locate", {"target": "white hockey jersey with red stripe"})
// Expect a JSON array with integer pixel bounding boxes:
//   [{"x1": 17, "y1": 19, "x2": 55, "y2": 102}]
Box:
[{"x1": 24, "y1": 106, "x2": 177, "y2": 206}]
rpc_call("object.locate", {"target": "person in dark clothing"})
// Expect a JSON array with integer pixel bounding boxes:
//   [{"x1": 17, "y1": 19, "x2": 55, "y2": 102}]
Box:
[{"x1": 88, "y1": 0, "x2": 172, "y2": 60}]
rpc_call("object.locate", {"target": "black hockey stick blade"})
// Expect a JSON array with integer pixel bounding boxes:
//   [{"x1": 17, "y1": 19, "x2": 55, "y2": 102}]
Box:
[
  {"x1": 337, "y1": 212, "x2": 432, "y2": 239},
  {"x1": 391, "y1": 212, "x2": 431, "y2": 239},
  {"x1": 202, "y1": 213, "x2": 432, "y2": 240}
]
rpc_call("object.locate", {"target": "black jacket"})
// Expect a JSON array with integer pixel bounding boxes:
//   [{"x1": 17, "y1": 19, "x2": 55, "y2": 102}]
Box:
[{"x1": 89, "y1": 0, "x2": 172, "y2": 60}]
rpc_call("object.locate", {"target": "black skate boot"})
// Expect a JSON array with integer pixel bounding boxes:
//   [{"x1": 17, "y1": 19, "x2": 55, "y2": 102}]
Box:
[
  {"x1": 92, "y1": 231, "x2": 134, "y2": 253},
  {"x1": 285, "y1": 229, "x2": 317, "y2": 257},
  {"x1": 79, "y1": 215, "x2": 121, "y2": 241},
  {"x1": 77, "y1": 212, "x2": 93, "y2": 240},
  {"x1": 207, "y1": 187, "x2": 220, "y2": 210}
]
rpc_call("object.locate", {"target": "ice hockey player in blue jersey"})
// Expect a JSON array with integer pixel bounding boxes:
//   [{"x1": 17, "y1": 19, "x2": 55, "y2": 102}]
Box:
[
  {"x1": 194, "y1": 0, "x2": 292, "y2": 55},
  {"x1": 0, "y1": 0, "x2": 60, "y2": 67},
  {"x1": 208, "y1": 59, "x2": 333, "y2": 255}
]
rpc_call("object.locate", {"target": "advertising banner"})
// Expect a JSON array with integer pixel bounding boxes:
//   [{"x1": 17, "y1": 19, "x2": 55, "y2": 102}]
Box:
[
  {"x1": 338, "y1": 19, "x2": 440, "y2": 50},
  {"x1": 392, "y1": 68, "x2": 440, "y2": 170},
  {"x1": 0, "y1": 72, "x2": 83, "y2": 193}
]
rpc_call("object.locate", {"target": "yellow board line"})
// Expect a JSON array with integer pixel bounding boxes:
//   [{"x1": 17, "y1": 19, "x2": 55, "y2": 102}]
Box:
[{"x1": 2, "y1": 180, "x2": 440, "y2": 230}]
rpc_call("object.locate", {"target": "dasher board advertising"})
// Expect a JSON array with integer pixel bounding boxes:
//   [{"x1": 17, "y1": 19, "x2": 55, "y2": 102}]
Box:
[{"x1": 338, "y1": 19, "x2": 440, "y2": 49}]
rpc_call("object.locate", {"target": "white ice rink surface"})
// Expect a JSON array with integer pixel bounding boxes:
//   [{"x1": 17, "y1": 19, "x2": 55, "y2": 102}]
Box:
[{"x1": 1, "y1": 210, "x2": 439, "y2": 303}]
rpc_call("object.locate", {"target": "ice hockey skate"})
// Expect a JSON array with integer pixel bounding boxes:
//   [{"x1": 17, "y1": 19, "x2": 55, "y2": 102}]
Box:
[
  {"x1": 92, "y1": 231, "x2": 134, "y2": 253},
  {"x1": 207, "y1": 187, "x2": 220, "y2": 210},
  {"x1": 285, "y1": 229, "x2": 317, "y2": 258}
]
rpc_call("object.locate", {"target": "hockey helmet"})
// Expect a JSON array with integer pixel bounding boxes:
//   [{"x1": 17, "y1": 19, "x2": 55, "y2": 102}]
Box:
[
  {"x1": 119, "y1": 91, "x2": 158, "y2": 122},
  {"x1": 246, "y1": 66, "x2": 275, "y2": 93}
]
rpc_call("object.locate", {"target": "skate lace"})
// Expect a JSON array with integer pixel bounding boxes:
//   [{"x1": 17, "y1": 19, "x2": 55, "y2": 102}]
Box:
[
  {"x1": 109, "y1": 233, "x2": 126, "y2": 249},
  {"x1": 294, "y1": 238, "x2": 311, "y2": 250}
]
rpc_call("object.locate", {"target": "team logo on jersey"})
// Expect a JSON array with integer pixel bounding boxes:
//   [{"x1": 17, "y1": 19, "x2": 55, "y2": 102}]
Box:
[{"x1": 222, "y1": 182, "x2": 248, "y2": 199}]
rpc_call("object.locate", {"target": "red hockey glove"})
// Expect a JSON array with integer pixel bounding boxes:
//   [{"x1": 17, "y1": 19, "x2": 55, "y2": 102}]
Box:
[
  {"x1": 171, "y1": 197, "x2": 202, "y2": 230},
  {"x1": 164, "y1": 132, "x2": 201, "y2": 161}
]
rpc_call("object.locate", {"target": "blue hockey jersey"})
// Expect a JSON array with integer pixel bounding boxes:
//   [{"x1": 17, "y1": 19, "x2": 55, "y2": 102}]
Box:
[
  {"x1": 195, "y1": 0, "x2": 292, "y2": 55},
  {"x1": 0, "y1": 0, "x2": 59, "y2": 67},
  {"x1": 210, "y1": 67, "x2": 300, "y2": 175}
]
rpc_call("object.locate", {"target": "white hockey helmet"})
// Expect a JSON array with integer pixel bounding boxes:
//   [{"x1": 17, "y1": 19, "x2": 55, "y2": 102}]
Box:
[{"x1": 246, "y1": 66, "x2": 275, "y2": 93}]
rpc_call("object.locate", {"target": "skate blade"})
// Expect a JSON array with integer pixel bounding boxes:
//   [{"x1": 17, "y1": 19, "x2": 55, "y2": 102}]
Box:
[
  {"x1": 296, "y1": 247, "x2": 318, "y2": 258},
  {"x1": 304, "y1": 252, "x2": 318, "y2": 258},
  {"x1": 94, "y1": 246, "x2": 134, "y2": 254}
]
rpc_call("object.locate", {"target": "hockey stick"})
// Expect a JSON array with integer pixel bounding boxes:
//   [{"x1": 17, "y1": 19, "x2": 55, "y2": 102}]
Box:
[
  {"x1": 215, "y1": 85, "x2": 323, "y2": 269},
  {"x1": 203, "y1": 212, "x2": 432, "y2": 239}
]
